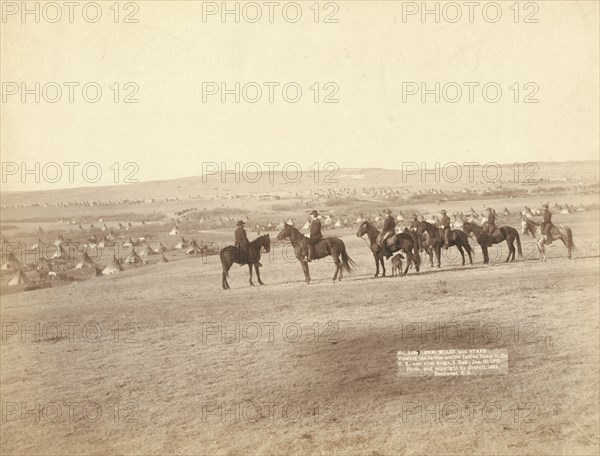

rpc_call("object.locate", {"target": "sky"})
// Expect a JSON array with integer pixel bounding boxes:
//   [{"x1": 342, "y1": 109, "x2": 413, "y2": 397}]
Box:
[{"x1": 1, "y1": 0, "x2": 599, "y2": 191}]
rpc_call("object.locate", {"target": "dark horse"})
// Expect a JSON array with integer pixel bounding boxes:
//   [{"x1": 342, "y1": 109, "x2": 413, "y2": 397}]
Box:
[
  {"x1": 220, "y1": 234, "x2": 270, "y2": 290},
  {"x1": 412, "y1": 221, "x2": 442, "y2": 268},
  {"x1": 412, "y1": 221, "x2": 472, "y2": 268},
  {"x1": 277, "y1": 224, "x2": 356, "y2": 284},
  {"x1": 435, "y1": 229, "x2": 474, "y2": 267},
  {"x1": 356, "y1": 220, "x2": 420, "y2": 277},
  {"x1": 463, "y1": 222, "x2": 523, "y2": 264}
]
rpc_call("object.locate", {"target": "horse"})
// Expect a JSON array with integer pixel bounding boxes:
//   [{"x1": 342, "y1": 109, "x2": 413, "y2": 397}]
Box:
[
  {"x1": 521, "y1": 216, "x2": 574, "y2": 261},
  {"x1": 356, "y1": 220, "x2": 420, "y2": 277},
  {"x1": 220, "y1": 234, "x2": 270, "y2": 290},
  {"x1": 411, "y1": 221, "x2": 443, "y2": 267},
  {"x1": 277, "y1": 224, "x2": 355, "y2": 284},
  {"x1": 463, "y1": 222, "x2": 523, "y2": 264},
  {"x1": 434, "y1": 229, "x2": 474, "y2": 267}
]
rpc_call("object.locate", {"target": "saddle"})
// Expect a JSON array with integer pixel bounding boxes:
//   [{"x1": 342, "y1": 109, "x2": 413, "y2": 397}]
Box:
[{"x1": 237, "y1": 245, "x2": 261, "y2": 265}]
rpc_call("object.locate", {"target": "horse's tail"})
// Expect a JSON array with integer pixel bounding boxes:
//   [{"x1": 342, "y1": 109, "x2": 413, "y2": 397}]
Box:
[
  {"x1": 565, "y1": 226, "x2": 576, "y2": 251},
  {"x1": 220, "y1": 249, "x2": 229, "y2": 278},
  {"x1": 516, "y1": 231, "x2": 523, "y2": 260},
  {"x1": 341, "y1": 245, "x2": 357, "y2": 273}
]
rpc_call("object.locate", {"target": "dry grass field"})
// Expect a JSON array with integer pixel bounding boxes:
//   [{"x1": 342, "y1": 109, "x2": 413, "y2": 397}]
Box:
[{"x1": 1, "y1": 199, "x2": 598, "y2": 454}]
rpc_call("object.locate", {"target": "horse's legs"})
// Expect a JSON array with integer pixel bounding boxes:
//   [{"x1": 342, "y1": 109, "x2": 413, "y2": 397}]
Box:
[
  {"x1": 373, "y1": 253, "x2": 380, "y2": 278},
  {"x1": 559, "y1": 237, "x2": 571, "y2": 259},
  {"x1": 466, "y1": 245, "x2": 473, "y2": 265},
  {"x1": 332, "y1": 250, "x2": 341, "y2": 282},
  {"x1": 301, "y1": 261, "x2": 311, "y2": 284},
  {"x1": 248, "y1": 264, "x2": 254, "y2": 286},
  {"x1": 457, "y1": 245, "x2": 465, "y2": 266},
  {"x1": 434, "y1": 245, "x2": 441, "y2": 268},
  {"x1": 255, "y1": 263, "x2": 265, "y2": 285},
  {"x1": 537, "y1": 241, "x2": 545, "y2": 261},
  {"x1": 222, "y1": 263, "x2": 231, "y2": 290},
  {"x1": 426, "y1": 246, "x2": 433, "y2": 267},
  {"x1": 380, "y1": 256, "x2": 386, "y2": 276},
  {"x1": 508, "y1": 236, "x2": 517, "y2": 262},
  {"x1": 482, "y1": 245, "x2": 489, "y2": 264}
]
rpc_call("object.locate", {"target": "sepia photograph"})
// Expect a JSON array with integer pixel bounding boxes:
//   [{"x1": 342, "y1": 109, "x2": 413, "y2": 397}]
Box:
[{"x1": 1, "y1": 1, "x2": 599, "y2": 455}]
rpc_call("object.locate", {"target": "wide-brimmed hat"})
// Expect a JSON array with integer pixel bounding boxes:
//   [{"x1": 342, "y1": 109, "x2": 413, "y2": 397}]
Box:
[
  {"x1": 383, "y1": 209, "x2": 392, "y2": 215},
  {"x1": 412, "y1": 214, "x2": 418, "y2": 219},
  {"x1": 309, "y1": 210, "x2": 319, "y2": 216},
  {"x1": 487, "y1": 207, "x2": 493, "y2": 211},
  {"x1": 542, "y1": 204, "x2": 549, "y2": 208},
  {"x1": 236, "y1": 220, "x2": 245, "y2": 226},
  {"x1": 441, "y1": 209, "x2": 447, "y2": 214}
]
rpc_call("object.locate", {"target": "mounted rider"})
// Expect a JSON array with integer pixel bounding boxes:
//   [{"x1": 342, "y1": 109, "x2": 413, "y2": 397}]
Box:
[
  {"x1": 307, "y1": 210, "x2": 323, "y2": 261},
  {"x1": 410, "y1": 213, "x2": 422, "y2": 250},
  {"x1": 486, "y1": 207, "x2": 497, "y2": 236},
  {"x1": 440, "y1": 209, "x2": 451, "y2": 249},
  {"x1": 234, "y1": 220, "x2": 250, "y2": 264},
  {"x1": 540, "y1": 204, "x2": 553, "y2": 244},
  {"x1": 377, "y1": 209, "x2": 396, "y2": 258}
]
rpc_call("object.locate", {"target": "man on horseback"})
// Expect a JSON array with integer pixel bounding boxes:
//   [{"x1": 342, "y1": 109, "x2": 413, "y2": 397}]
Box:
[
  {"x1": 234, "y1": 220, "x2": 251, "y2": 264},
  {"x1": 307, "y1": 210, "x2": 323, "y2": 262},
  {"x1": 540, "y1": 204, "x2": 554, "y2": 244},
  {"x1": 486, "y1": 207, "x2": 497, "y2": 237},
  {"x1": 377, "y1": 209, "x2": 396, "y2": 258},
  {"x1": 440, "y1": 209, "x2": 451, "y2": 249},
  {"x1": 410, "y1": 214, "x2": 422, "y2": 251}
]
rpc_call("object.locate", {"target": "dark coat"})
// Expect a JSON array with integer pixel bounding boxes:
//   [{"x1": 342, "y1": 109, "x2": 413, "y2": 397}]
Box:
[
  {"x1": 382, "y1": 216, "x2": 396, "y2": 234},
  {"x1": 542, "y1": 210, "x2": 552, "y2": 223},
  {"x1": 487, "y1": 212, "x2": 496, "y2": 225},
  {"x1": 235, "y1": 227, "x2": 249, "y2": 248},
  {"x1": 440, "y1": 215, "x2": 451, "y2": 227},
  {"x1": 310, "y1": 219, "x2": 323, "y2": 240},
  {"x1": 309, "y1": 218, "x2": 323, "y2": 247}
]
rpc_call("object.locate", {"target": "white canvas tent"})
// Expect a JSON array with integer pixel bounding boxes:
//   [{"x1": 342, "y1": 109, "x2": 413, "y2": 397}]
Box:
[
  {"x1": 186, "y1": 240, "x2": 202, "y2": 255},
  {"x1": 8, "y1": 268, "x2": 30, "y2": 286},
  {"x1": 175, "y1": 237, "x2": 188, "y2": 250},
  {"x1": 102, "y1": 257, "x2": 123, "y2": 275}
]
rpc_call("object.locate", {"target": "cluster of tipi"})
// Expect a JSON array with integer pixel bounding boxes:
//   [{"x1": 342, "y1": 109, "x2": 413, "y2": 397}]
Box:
[{"x1": 1, "y1": 253, "x2": 30, "y2": 286}]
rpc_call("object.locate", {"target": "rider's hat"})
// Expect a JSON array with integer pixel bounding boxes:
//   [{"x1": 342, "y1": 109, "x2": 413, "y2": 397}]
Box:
[
  {"x1": 441, "y1": 209, "x2": 447, "y2": 214},
  {"x1": 487, "y1": 207, "x2": 492, "y2": 211},
  {"x1": 236, "y1": 220, "x2": 245, "y2": 226},
  {"x1": 383, "y1": 209, "x2": 392, "y2": 215},
  {"x1": 309, "y1": 210, "x2": 319, "y2": 217},
  {"x1": 542, "y1": 204, "x2": 549, "y2": 209},
  {"x1": 412, "y1": 213, "x2": 418, "y2": 219}
]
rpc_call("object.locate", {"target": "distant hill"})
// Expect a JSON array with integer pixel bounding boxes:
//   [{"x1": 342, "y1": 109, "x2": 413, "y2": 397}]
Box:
[{"x1": 1, "y1": 161, "x2": 598, "y2": 206}]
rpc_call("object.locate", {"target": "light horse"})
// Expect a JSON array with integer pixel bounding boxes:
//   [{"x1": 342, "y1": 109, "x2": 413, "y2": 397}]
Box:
[
  {"x1": 277, "y1": 224, "x2": 356, "y2": 284},
  {"x1": 521, "y1": 216, "x2": 574, "y2": 261},
  {"x1": 356, "y1": 220, "x2": 420, "y2": 277},
  {"x1": 220, "y1": 234, "x2": 270, "y2": 290}
]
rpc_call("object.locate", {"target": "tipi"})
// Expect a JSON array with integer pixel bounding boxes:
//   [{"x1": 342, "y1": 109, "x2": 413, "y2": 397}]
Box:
[
  {"x1": 186, "y1": 240, "x2": 202, "y2": 255},
  {"x1": 1, "y1": 253, "x2": 21, "y2": 271},
  {"x1": 75, "y1": 252, "x2": 95, "y2": 269},
  {"x1": 8, "y1": 268, "x2": 30, "y2": 286},
  {"x1": 175, "y1": 237, "x2": 188, "y2": 250},
  {"x1": 102, "y1": 257, "x2": 123, "y2": 275}
]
